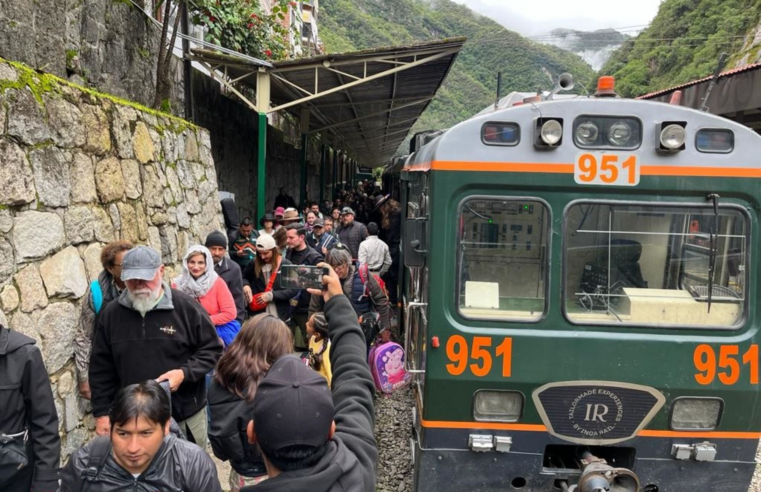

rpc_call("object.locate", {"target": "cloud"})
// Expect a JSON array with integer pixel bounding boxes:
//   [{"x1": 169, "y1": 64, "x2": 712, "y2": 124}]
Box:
[{"x1": 451, "y1": 0, "x2": 662, "y2": 35}]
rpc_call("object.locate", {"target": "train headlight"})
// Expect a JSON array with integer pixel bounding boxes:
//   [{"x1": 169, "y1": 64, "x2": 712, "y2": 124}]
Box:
[
  {"x1": 575, "y1": 121, "x2": 599, "y2": 146},
  {"x1": 670, "y1": 398, "x2": 722, "y2": 430},
  {"x1": 659, "y1": 123, "x2": 687, "y2": 151},
  {"x1": 608, "y1": 122, "x2": 634, "y2": 147},
  {"x1": 474, "y1": 390, "x2": 524, "y2": 422},
  {"x1": 573, "y1": 116, "x2": 642, "y2": 150},
  {"x1": 540, "y1": 120, "x2": 563, "y2": 146}
]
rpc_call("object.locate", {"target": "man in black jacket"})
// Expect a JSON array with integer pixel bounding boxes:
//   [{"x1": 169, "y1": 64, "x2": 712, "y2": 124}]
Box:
[
  {"x1": 243, "y1": 265, "x2": 377, "y2": 491},
  {"x1": 337, "y1": 207, "x2": 368, "y2": 260},
  {"x1": 0, "y1": 325, "x2": 60, "y2": 492},
  {"x1": 205, "y1": 230, "x2": 246, "y2": 323},
  {"x1": 285, "y1": 223, "x2": 324, "y2": 351},
  {"x1": 89, "y1": 246, "x2": 222, "y2": 449},
  {"x1": 61, "y1": 381, "x2": 221, "y2": 492}
]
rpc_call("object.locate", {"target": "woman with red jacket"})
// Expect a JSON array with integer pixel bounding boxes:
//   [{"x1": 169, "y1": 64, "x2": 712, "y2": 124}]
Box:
[{"x1": 174, "y1": 245, "x2": 240, "y2": 347}]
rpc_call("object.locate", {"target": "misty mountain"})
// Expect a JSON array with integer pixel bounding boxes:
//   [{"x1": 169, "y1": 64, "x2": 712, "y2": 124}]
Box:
[{"x1": 540, "y1": 28, "x2": 629, "y2": 71}]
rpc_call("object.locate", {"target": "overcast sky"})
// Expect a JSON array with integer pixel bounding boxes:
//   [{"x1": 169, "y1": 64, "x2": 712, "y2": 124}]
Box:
[{"x1": 450, "y1": 0, "x2": 664, "y2": 36}]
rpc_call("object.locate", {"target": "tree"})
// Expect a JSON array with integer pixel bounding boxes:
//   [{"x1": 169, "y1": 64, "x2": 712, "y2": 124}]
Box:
[{"x1": 154, "y1": 0, "x2": 183, "y2": 110}]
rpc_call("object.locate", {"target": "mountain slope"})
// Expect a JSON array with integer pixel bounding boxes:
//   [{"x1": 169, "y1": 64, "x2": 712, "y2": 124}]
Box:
[
  {"x1": 543, "y1": 28, "x2": 629, "y2": 71},
  {"x1": 319, "y1": 0, "x2": 596, "y2": 133},
  {"x1": 601, "y1": 0, "x2": 761, "y2": 97}
]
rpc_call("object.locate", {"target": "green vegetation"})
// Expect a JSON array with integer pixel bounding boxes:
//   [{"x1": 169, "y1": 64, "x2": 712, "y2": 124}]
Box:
[
  {"x1": 319, "y1": 0, "x2": 596, "y2": 132},
  {"x1": 601, "y1": 0, "x2": 761, "y2": 97}
]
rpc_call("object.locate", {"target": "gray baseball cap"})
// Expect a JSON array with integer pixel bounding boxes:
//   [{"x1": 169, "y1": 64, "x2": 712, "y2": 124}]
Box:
[{"x1": 121, "y1": 246, "x2": 162, "y2": 281}]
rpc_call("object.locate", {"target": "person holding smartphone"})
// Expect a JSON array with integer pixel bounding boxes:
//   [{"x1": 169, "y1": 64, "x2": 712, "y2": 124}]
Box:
[{"x1": 242, "y1": 235, "x2": 298, "y2": 321}]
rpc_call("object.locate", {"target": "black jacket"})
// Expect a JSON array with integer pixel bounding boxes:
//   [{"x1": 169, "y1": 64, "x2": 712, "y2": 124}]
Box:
[
  {"x1": 60, "y1": 434, "x2": 222, "y2": 492},
  {"x1": 243, "y1": 295, "x2": 378, "y2": 492},
  {"x1": 0, "y1": 326, "x2": 60, "y2": 492},
  {"x1": 89, "y1": 285, "x2": 223, "y2": 421},
  {"x1": 242, "y1": 259, "x2": 299, "y2": 320},
  {"x1": 215, "y1": 256, "x2": 246, "y2": 323},
  {"x1": 207, "y1": 381, "x2": 266, "y2": 478},
  {"x1": 286, "y1": 245, "x2": 324, "y2": 314},
  {"x1": 337, "y1": 221, "x2": 368, "y2": 260}
]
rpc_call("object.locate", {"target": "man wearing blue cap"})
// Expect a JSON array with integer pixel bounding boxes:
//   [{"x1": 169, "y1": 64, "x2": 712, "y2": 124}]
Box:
[
  {"x1": 243, "y1": 264, "x2": 377, "y2": 491},
  {"x1": 89, "y1": 246, "x2": 223, "y2": 450}
]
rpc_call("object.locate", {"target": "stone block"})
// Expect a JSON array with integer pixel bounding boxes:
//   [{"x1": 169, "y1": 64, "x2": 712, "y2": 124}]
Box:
[
  {"x1": 121, "y1": 159, "x2": 142, "y2": 199},
  {"x1": 82, "y1": 243, "x2": 103, "y2": 283},
  {"x1": 184, "y1": 131, "x2": 199, "y2": 161},
  {"x1": 158, "y1": 226, "x2": 178, "y2": 264},
  {"x1": 64, "y1": 392, "x2": 82, "y2": 433},
  {"x1": 132, "y1": 121, "x2": 155, "y2": 164},
  {"x1": 70, "y1": 153, "x2": 98, "y2": 204},
  {"x1": 30, "y1": 146, "x2": 71, "y2": 208},
  {"x1": 14, "y1": 265, "x2": 48, "y2": 313},
  {"x1": 12, "y1": 211, "x2": 65, "y2": 260},
  {"x1": 10, "y1": 311, "x2": 40, "y2": 346},
  {"x1": 62, "y1": 428, "x2": 88, "y2": 460},
  {"x1": 116, "y1": 202, "x2": 139, "y2": 243},
  {"x1": 0, "y1": 238, "x2": 14, "y2": 284},
  {"x1": 140, "y1": 164, "x2": 165, "y2": 208},
  {"x1": 40, "y1": 246, "x2": 88, "y2": 299},
  {"x1": 165, "y1": 166, "x2": 183, "y2": 204},
  {"x1": 0, "y1": 140, "x2": 36, "y2": 206},
  {"x1": 1, "y1": 284, "x2": 19, "y2": 313},
  {"x1": 112, "y1": 107, "x2": 134, "y2": 159},
  {"x1": 64, "y1": 205, "x2": 95, "y2": 245},
  {"x1": 37, "y1": 302, "x2": 78, "y2": 374},
  {"x1": 82, "y1": 105, "x2": 112, "y2": 155},
  {"x1": 175, "y1": 160, "x2": 196, "y2": 189},
  {"x1": 0, "y1": 210, "x2": 11, "y2": 234},
  {"x1": 0, "y1": 63, "x2": 18, "y2": 83},
  {"x1": 162, "y1": 131, "x2": 178, "y2": 163},
  {"x1": 108, "y1": 203, "x2": 120, "y2": 232},
  {"x1": 175, "y1": 202, "x2": 190, "y2": 229},
  {"x1": 7, "y1": 88, "x2": 51, "y2": 145},
  {"x1": 147, "y1": 226, "x2": 161, "y2": 252},
  {"x1": 46, "y1": 96, "x2": 86, "y2": 148},
  {"x1": 135, "y1": 202, "x2": 148, "y2": 241},
  {"x1": 57, "y1": 371, "x2": 74, "y2": 398},
  {"x1": 91, "y1": 207, "x2": 115, "y2": 243},
  {"x1": 94, "y1": 156, "x2": 125, "y2": 203}
]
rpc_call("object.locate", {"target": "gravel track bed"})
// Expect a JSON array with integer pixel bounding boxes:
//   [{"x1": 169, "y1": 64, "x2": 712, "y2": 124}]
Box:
[
  {"x1": 751, "y1": 442, "x2": 761, "y2": 492},
  {"x1": 374, "y1": 385, "x2": 415, "y2": 492}
]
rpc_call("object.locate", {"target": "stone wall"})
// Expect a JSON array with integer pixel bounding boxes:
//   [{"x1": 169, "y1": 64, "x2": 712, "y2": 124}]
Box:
[
  {"x1": 0, "y1": 0, "x2": 184, "y2": 114},
  {"x1": 192, "y1": 70, "x2": 327, "y2": 220},
  {"x1": 0, "y1": 59, "x2": 221, "y2": 460}
]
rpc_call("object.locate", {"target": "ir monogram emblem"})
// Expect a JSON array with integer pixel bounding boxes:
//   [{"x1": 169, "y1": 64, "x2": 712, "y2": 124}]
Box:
[
  {"x1": 532, "y1": 381, "x2": 665, "y2": 445},
  {"x1": 159, "y1": 325, "x2": 176, "y2": 335}
]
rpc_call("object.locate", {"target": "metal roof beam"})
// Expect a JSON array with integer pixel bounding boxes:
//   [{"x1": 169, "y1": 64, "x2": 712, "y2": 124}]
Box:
[
  {"x1": 268, "y1": 47, "x2": 459, "y2": 114},
  {"x1": 197, "y1": 60, "x2": 260, "y2": 113},
  {"x1": 307, "y1": 96, "x2": 426, "y2": 108},
  {"x1": 308, "y1": 96, "x2": 433, "y2": 134}
]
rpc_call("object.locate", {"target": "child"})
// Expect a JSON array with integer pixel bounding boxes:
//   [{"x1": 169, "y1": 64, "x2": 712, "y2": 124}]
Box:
[{"x1": 306, "y1": 313, "x2": 332, "y2": 386}]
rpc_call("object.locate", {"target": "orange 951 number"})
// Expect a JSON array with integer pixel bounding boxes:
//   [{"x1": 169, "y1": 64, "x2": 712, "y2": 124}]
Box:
[
  {"x1": 693, "y1": 344, "x2": 759, "y2": 385},
  {"x1": 445, "y1": 336, "x2": 513, "y2": 377}
]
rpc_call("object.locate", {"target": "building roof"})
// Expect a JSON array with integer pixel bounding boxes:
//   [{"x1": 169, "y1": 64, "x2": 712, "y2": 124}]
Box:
[
  {"x1": 189, "y1": 38, "x2": 465, "y2": 167},
  {"x1": 637, "y1": 62, "x2": 761, "y2": 100}
]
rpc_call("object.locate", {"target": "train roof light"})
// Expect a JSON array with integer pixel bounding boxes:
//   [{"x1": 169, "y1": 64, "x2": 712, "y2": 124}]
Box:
[{"x1": 595, "y1": 76, "x2": 617, "y2": 97}]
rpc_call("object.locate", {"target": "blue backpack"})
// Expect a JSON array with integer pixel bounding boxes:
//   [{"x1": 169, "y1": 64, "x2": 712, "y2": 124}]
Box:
[{"x1": 90, "y1": 280, "x2": 104, "y2": 314}]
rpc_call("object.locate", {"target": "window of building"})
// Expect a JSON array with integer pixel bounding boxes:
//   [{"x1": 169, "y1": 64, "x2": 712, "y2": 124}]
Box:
[
  {"x1": 564, "y1": 202, "x2": 748, "y2": 328},
  {"x1": 457, "y1": 197, "x2": 549, "y2": 321}
]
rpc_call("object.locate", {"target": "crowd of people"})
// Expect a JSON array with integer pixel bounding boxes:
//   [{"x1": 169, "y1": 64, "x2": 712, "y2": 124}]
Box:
[{"x1": 0, "y1": 181, "x2": 401, "y2": 492}]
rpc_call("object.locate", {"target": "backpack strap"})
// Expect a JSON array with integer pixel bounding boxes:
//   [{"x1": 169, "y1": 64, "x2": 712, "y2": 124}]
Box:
[
  {"x1": 82, "y1": 437, "x2": 112, "y2": 491},
  {"x1": 90, "y1": 280, "x2": 103, "y2": 314}
]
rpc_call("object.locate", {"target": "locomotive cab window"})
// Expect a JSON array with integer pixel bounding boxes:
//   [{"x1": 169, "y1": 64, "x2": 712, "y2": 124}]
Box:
[
  {"x1": 564, "y1": 202, "x2": 748, "y2": 328},
  {"x1": 457, "y1": 197, "x2": 549, "y2": 321}
]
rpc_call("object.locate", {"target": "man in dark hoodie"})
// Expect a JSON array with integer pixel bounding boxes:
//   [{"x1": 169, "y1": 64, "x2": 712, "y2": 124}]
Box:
[
  {"x1": 285, "y1": 222, "x2": 324, "y2": 351},
  {"x1": 0, "y1": 324, "x2": 60, "y2": 492},
  {"x1": 242, "y1": 264, "x2": 377, "y2": 491},
  {"x1": 89, "y1": 246, "x2": 223, "y2": 449}
]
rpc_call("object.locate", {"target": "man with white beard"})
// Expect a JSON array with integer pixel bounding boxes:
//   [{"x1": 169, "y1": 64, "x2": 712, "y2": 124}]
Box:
[{"x1": 89, "y1": 246, "x2": 222, "y2": 449}]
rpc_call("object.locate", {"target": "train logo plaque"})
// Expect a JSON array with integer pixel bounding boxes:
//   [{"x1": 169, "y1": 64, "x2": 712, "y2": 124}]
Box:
[{"x1": 533, "y1": 381, "x2": 665, "y2": 445}]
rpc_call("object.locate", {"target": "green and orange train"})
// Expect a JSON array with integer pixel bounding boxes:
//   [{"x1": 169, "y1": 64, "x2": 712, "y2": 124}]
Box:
[{"x1": 388, "y1": 76, "x2": 761, "y2": 491}]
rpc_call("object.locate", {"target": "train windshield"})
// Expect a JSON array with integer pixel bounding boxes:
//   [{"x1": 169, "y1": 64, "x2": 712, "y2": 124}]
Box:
[
  {"x1": 457, "y1": 197, "x2": 549, "y2": 321},
  {"x1": 564, "y1": 202, "x2": 748, "y2": 328}
]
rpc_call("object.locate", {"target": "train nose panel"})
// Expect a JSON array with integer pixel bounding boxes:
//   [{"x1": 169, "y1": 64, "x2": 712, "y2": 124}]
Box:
[{"x1": 533, "y1": 381, "x2": 666, "y2": 445}]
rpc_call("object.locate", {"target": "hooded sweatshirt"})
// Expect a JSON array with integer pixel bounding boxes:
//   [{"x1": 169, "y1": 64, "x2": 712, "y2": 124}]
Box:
[
  {"x1": 0, "y1": 326, "x2": 60, "y2": 492},
  {"x1": 242, "y1": 295, "x2": 377, "y2": 492}
]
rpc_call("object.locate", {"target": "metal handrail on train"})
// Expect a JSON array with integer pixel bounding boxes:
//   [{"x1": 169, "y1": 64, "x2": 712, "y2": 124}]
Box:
[{"x1": 404, "y1": 301, "x2": 427, "y2": 374}]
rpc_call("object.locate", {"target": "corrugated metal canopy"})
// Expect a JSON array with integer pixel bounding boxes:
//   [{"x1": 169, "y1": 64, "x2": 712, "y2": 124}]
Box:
[{"x1": 189, "y1": 38, "x2": 465, "y2": 167}]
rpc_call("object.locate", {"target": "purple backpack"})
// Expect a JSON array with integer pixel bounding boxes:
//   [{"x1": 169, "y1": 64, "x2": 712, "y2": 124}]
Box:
[{"x1": 367, "y1": 341, "x2": 411, "y2": 395}]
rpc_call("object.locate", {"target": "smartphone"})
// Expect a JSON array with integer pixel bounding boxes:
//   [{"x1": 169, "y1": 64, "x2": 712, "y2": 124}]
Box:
[{"x1": 279, "y1": 265, "x2": 328, "y2": 290}]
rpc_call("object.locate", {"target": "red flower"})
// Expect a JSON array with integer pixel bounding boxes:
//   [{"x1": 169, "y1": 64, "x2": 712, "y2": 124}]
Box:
[
  {"x1": 250, "y1": 13, "x2": 258, "y2": 18},
  {"x1": 265, "y1": 49, "x2": 273, "y2": 57},
  {"x1": 248, "y1": 22, "x2": 254, "y2": 28}
]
